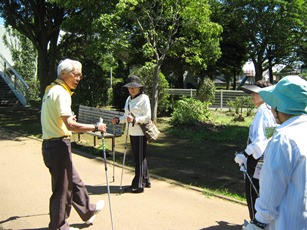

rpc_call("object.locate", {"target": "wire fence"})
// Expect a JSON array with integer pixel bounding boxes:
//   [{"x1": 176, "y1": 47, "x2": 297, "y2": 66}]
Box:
[{"x1": 166, "y1": 88, "x2": 246, "y2": 109}]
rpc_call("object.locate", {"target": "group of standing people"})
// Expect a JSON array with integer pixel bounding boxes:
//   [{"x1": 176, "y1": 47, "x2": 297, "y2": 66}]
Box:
[
  {"x1": 235, "y1": 75, "x2": 307, "y2": 230},
  {"x1": 41, "y1": 58, "x2": 307, "y2": 230},
  {"x1": 41, "y1": 59, "x2": 151, "y2": 229}
]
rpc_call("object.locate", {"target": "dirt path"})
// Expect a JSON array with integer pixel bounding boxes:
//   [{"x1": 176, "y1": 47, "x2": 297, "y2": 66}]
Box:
[{"x1": 0, "y1": 129, "x2": 248, "y2": 230}]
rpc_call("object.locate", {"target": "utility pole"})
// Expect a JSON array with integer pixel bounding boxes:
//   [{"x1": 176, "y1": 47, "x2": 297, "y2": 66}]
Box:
[{"x1": 110, "y1": 66, "x2": 113, "y2": 88}]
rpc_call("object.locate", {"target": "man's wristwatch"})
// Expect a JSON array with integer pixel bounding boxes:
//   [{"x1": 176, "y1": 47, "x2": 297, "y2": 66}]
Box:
[
  {"x1": 94, "y1": 123, "x2": 98, "y2": 132},
  {"x1": 251, "y1": 219, "x2": 267, "y2": 229}
]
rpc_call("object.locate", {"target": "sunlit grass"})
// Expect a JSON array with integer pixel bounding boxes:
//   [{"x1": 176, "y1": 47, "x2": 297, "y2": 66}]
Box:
[
  {"x1": 168, "y1": 109, "x2": 253, "y2": 144},
  {"x1": 203, "y1": 187, "x2": 246, "y2": 202}
]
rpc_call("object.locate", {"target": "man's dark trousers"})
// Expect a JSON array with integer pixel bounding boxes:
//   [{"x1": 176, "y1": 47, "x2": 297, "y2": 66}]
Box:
[
  {"x1": 42, "y1": 139, "x2": 96, "y2": 230},
  {"x1": 245, "y1": 155, "x2": 259, "y2": 220}
]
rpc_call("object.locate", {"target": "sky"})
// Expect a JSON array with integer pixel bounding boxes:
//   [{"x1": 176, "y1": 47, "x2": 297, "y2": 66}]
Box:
[{"x1": 0, "y1": 17, "x2": 4, "y2": 25}]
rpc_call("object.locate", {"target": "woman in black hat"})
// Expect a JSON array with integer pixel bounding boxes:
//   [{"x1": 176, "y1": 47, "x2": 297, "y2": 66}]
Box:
[{"x1": 112, "y1": 75, "x2": 151, "y2": 193}]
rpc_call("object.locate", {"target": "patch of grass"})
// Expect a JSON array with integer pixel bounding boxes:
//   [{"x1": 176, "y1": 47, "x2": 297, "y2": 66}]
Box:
[
  {"x1": 168, "y1": 110, "x2": 253, "y2": 144},
  {"x1": 0, "y1": 107, "x2": 42, "y2": 138}
]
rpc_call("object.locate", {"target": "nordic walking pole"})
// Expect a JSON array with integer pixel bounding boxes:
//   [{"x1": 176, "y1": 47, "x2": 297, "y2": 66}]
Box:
[
  {"x1": 235, "y1": 152, "x2": 259, "y2": 196},
  {"x1": 100, "y1": 117, "x2": 114, "y2": 230},
  {"x1": 119, "y1": 122, "x2": 130, "y2": 194},
  {"x1": 241, "y1": 163, "x2": 259, "y2": 197},
  {"x1": 112, "y1": 124, "x2": 116, "y2": 182}
]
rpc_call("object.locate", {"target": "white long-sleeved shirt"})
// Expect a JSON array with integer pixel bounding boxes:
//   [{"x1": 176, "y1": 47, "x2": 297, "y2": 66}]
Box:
[
  {"x1": 245, "y1": 103, "x2": 277, "y2": 159},
  {"x1": 255, "y1": 115, "x2": 307, "y2": 229},
  {"x1": 119, "y1": 93, "x2": 151, "y2": 136}
]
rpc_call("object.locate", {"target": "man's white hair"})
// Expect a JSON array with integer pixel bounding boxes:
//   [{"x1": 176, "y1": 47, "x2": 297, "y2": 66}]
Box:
[{"x1": 57, "y1": 59, "x2": 82, "y2": 77}]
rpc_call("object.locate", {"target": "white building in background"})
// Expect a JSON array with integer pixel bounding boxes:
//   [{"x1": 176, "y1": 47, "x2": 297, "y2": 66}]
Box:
[
  {"x1": 0, "y1": 25, "x2": 14, "y2": 64},
  {"x1": 243, "y1": 60, "x2": 286, "y2": 82},
  {"x1": 243, "y1": 60, "x2": 255, "y2": 77}
]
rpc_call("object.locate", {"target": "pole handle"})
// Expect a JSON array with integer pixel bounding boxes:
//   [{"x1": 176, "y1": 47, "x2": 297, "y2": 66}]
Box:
[{"x1": 99, "y1": 117, "x2": 104, "y2": 135}]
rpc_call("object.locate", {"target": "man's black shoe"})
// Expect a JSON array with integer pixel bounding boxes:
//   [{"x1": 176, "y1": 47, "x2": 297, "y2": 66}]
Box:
[
  {"x1": 124, "y1": 186, "x2": 144, "y2": 193},
  {"x1": 144, "y1": 181, "x2": 151, "y2": 188}
]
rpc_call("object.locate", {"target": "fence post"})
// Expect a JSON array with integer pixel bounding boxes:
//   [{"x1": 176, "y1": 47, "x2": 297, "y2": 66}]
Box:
[{"x1": 220, "y1": 90, "x2": 223, "y2": 109}]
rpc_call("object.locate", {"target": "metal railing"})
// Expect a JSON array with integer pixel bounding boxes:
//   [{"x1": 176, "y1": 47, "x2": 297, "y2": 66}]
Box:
[
  {"x1": 166, "y1": 88, "x2": 246, "y2": 109},
  {"x1": 0, "y1": 54, "x2": 29, "y2": 106}
]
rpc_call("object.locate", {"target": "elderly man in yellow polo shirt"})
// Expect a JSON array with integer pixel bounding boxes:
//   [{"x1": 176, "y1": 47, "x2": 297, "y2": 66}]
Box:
[{"x1": 41, "y1": 59, "x2": 106, "y2": 230}]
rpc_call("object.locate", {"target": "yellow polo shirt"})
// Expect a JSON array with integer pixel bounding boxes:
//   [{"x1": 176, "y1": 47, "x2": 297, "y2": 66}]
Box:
[{"x1": 41, "y1": 83, "x2": 73, "y2": 139}]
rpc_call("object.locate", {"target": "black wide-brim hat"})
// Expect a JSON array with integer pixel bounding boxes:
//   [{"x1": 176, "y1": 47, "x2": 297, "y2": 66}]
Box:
[
  {"x1": 122, "y1": 75, "x2": 143, "y2": 88},
  {"x1": 241, "y1": 85, "x2": 262, "y2": 94}
]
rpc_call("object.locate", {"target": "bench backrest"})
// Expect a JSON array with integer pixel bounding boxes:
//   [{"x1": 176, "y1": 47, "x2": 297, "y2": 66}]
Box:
[{"x1": 78, "y1": 105, "x2": 125, "y2": 136}]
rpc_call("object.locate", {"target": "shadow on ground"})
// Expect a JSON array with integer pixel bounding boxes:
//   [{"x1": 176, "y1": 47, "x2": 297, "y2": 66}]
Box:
[{"x1": 200, "y1": 221, "x2": 243, "y2": 229}]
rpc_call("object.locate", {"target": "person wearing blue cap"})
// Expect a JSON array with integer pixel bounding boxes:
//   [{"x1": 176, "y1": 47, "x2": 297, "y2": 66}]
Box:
[{"x1": 243, "y1": 75, "x2": 307, "y2": 230}]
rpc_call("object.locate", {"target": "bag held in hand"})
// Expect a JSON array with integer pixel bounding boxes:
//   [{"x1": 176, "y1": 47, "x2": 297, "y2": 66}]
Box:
[{"x1": 140, "y1": 120, "x2": 160, "y2": 142}]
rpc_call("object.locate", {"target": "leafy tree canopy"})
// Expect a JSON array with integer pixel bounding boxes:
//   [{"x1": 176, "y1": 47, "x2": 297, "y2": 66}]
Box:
[
  {"x1": 220, "y1": 0, "x2": 307, "y2": 81},
  {"x1": 96, "y1": 0, "x2": 222, "y2": 121}
]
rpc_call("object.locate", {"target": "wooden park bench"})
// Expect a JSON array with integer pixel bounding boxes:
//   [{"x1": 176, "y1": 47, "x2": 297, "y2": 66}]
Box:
[{"x1": 76, "y1": 105, "x2": 125, "y2": 153}]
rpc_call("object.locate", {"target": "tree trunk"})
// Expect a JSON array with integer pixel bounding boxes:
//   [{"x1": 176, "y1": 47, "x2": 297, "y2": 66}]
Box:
[
  {"x1": 151, "y1": 64, "x2": 160, "y2": 123},
  {"x1": 232, "y1": 69, "x2": 237, "y2": 90},
  {"x1": 253, "y1": 61, "x2": 263, "y2": 82},
  {"x1": 37, "y1": 40, "x2": 59, "y2": 99},
  {"x1": 37, "y1": 48, "x2": 50, "y2": 100},
  {"x1": 49, "y1": 28, "x2": 60, "y2": 82},
  {"x1": 267, "y1": 46, "x2": 274, "y2": 84},
  {"x1": 226, "y1": 79, "x2": 230, "y2": 90},
  {"x1": 37, "y1": 28, "x2": 60, "y2": 99},
  {"x1": 268, "y1": 57, "x2": 273, "y2": 84}
]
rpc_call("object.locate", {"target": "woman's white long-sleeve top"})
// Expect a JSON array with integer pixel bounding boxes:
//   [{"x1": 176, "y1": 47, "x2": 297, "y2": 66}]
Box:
[
  {"x1": 119, "y1": 93, "x2": 151, "y2": 136},
  {"x1": 255, "y1": 115, "x2": 307, "y2": 229},
  {"x1": 245, "y1": 103, "x2": 277, "y2": 159}
]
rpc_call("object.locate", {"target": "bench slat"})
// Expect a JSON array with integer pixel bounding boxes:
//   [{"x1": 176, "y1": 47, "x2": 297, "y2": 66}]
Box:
[{"x1": 77, "y1": 105, "x2": 126, "y2": 147}]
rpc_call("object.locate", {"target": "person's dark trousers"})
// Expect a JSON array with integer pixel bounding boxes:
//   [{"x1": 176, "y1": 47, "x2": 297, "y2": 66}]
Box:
[
  {"x1": 130, "y1": 135, "x2": 150, "y2": 189},
  {"x1": 245, "y1": 155, "x2": 260, "y2": 220},
  {"x1": 42, "y1": 139, "x2": 96, "y2": 230}
]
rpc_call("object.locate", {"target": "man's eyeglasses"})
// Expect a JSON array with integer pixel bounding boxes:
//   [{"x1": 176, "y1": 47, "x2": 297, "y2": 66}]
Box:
[{"x1": 70, "y1": 71, "x2": 83, "y2": 80}]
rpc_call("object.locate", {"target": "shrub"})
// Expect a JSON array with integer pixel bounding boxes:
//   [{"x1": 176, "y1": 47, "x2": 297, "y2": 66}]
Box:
[
  {"x1": 300, "y1": 73, "x2": 307, "y2": 81},
  {"x1": 26, "y1": 80, "x2": 40, "y2": 101},
  {"x1": 171, "y1": 97, "x2": 211, "y2": 126},
  {"x1": 197, "y1": 78, "x2": 215, "y2": 104},
  {"x1": 227, "y1": 96, "x2": 255, "y2": 120}
]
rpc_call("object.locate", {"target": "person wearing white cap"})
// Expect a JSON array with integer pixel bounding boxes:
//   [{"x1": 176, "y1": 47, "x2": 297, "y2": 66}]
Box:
[
  {"x1": 235, "y1": 80, "x2": 277, "y2": 220},
  {"x1": 243, "y1": 75, "x2": 307, "y2": 230}
]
